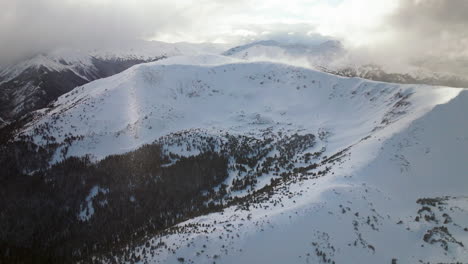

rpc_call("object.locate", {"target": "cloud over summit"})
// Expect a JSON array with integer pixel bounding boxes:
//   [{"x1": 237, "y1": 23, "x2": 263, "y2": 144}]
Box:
[{"x1": 1, "y1": 0, "x2": 466, "y2": 75}]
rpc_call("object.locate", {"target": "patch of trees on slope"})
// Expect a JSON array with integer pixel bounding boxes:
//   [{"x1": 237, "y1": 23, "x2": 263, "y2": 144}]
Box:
[{"x1": 0, "y1": 122, "x2": 228, "y2": 263}]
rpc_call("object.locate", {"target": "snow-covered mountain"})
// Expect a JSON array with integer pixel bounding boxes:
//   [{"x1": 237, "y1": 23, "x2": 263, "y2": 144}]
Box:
[
  {"x1": 223, "y1": 40, "x2": 468, "y2": 89},
  {"x1": 0, "y1": 41, "x2": 226, "y2": 124},
  {"x1": 5, "y1": 55, "x2": 466, "y2": 263},
  {"x1": 3, "y1": 38, "x2": 465, "y2": 128}
]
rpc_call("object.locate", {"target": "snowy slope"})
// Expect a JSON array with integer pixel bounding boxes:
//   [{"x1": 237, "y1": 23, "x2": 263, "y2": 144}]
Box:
[
  {"x1": 126, "y1": 83, "x2": 468, "y2": 263},
  {"x1": 17, "y1": 55, "x2": 468, "y2": 263}
]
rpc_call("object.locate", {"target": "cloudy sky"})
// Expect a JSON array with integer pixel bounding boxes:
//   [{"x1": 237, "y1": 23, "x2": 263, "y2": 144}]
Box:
[{"x1": 1, "y1": 0, "x2": 467, "y2": 71}]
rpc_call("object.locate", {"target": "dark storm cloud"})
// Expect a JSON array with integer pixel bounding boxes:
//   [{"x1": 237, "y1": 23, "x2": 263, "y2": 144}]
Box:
[
  {"x1": 391, "y1": 0, "x2": 468, "y2": 34},
  {"x1": 382, "y1": 0, "x2": 468, "y2": 73}
]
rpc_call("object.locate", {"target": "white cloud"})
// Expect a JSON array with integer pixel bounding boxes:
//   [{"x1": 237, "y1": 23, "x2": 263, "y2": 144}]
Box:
[
  {"x1": 2, "y1": 0, "x2": 461, "y2": 74},
  {"x1": 146, "y1": 0, "x2": 399, "y2": 49}
]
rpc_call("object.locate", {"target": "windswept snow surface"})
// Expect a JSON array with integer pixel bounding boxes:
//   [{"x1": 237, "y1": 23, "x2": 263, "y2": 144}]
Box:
[{"x1": 19, "y1": 55, "x2": 468, "y2": 263}]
